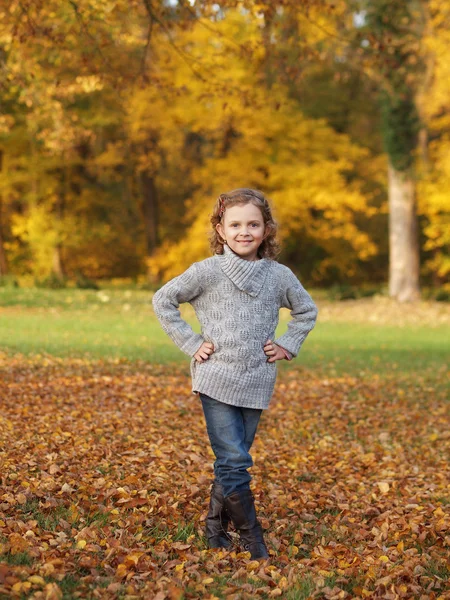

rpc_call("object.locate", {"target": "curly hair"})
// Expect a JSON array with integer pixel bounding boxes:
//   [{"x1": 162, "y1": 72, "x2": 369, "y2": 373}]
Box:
[{"x1": 209, "y1": 188, "x2": 280, "y2": 260}]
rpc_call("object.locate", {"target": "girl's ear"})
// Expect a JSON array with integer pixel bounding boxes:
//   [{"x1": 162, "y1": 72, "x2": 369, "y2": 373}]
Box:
[{"x1": 216, "y1": 221, "x2": 226, "y2": 242}]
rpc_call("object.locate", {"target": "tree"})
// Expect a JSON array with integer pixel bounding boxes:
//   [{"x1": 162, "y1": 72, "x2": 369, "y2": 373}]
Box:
[
  {"x1": 1, "y1": 0, "x2": 446, "y2": 289},
  {"x1": 361, "y1": 0, "x2": 423, "y2": 301},
  {"x1": 246, "y1": 0, "x2": 443, "y2": 300},
  {"x1": 415, "y1": 0, "x2": 450, "y2": 285},
  {"x1": 147, "y1": 11, "x2": 377, "y2": 284}
]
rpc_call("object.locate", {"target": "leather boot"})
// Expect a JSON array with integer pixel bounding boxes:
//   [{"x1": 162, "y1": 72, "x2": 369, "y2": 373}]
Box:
[
  {"x1": 224, "y1": 489, "x2": 269, "y2": 559},
  {"x1": 205, "y1": 481, "x2": 233, "y2": 549}
]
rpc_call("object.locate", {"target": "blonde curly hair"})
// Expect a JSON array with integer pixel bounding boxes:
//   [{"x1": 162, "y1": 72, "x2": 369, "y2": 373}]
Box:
[{"x1": 209, "y1": 188, "x2": 280, "y2": 259}]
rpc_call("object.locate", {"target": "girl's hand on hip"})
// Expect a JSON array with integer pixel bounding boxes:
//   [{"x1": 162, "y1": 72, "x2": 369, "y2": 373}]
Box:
[
  {"x1": 194, "y1": 341, "x2": 215, "y2": 363},
  {"x1": 264, "y1": 339, "x2": 287, "y2": 363}
]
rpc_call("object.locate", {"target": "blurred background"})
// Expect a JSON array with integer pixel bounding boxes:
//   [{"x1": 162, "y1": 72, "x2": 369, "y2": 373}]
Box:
[{"x1": 0, "y1": 0, "x2": 448, "y2": 302}]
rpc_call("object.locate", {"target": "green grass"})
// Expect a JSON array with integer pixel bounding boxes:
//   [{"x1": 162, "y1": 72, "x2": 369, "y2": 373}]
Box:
[
  {"x1": 58, "y1": 574, "x2": 83, "y2": 600},
  {"x1": 20, "y1": 499, "x2": 71, "y2": 532},
  {"x1": 0, "y1": 551, "x2": 34, "y2": 566},
  {"x1": 0, "y1": 287, "x2": 449, "y2": 377}
]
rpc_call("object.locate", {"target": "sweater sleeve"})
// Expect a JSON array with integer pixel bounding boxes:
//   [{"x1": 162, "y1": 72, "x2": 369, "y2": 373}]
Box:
[
  {"x1": 152, "y1": 263, "x2": 204, "y2": 357},
  {"x1": 274, "y1": 267, "x2": 318, "y2": 358}
]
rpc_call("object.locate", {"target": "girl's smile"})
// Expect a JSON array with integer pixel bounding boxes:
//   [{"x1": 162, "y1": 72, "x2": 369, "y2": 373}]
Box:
[{"x1": 216, "y1": 203, "x2": 266, "y2": 261}]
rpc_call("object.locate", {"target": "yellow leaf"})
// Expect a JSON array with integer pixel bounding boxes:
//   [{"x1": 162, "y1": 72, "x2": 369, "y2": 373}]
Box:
[
  {"x1": 76, "y1": 539, "x2": 87, "y2": 549},
  {"x1": 318, "y1": 569, "x2": 334, "y2": 577},
  {"x1": 202, "y1": 578, "x2": 214, "y2": 584},
  {"x1": 40, "y1": 562, "x2": 55, "y2": 576},
  {"x1": 377, "y1": 482, "x2": 390, "y2": 494},
  {"x1": 379, "y1": 555, "x2": 389, "y2": 563},
  {"x1": 9, "y1": 532, "x2": 28, "y2": 554},
  {"x1": 116, "y1": 563, "x2": 128, "y2": 579},
  {"x1": 28, "y1": 575, "x2": 46, "y2": 586},
  {"x1": 44, "y1": 582, "x2": 63, "y2": 600},
  {"x1": 397, "y1": 541, "x2": 404, "y2": 552},
  {"x1": 124, "y1": 552, "x2": 143, "y2": 567},
  {"x1": 279, "y1": 576, "x2": 288, "y2": 589},
  {"x1": 68, "y1": 505, "x2": 79, "y2": 523}
]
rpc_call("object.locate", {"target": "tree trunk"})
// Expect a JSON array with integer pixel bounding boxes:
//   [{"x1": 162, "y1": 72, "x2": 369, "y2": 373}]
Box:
[
  {"x1": 0, "y1": 150, "x2": 8, "y2": 276},
  {"x1": 52, "y1": 170, "x2": 66, "y2": 278},
  {"x1": 52, "y1": 246, "x2": 65, "y2": 278},
  {"x1": 140, "y1": 172, "x2": 159, "y2": 256},
  {"x1": 388, "y1": 163, "x2": 420, "y2": 302}
]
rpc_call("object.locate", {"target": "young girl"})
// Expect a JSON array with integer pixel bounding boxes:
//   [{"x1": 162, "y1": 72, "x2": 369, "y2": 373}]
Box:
[{"x1": 152, "y1": 188, "x2": 318, "y2": 560}]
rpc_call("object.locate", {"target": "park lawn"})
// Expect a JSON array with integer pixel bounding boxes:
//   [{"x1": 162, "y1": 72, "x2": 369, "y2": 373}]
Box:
[
  {"x1": 0, "y1": 287, "x2": 449, "y2": 377},
  {"x1": 0, "y1": 289, "x2": 449, "y2": 598},
  {"x1": 0, "y1": 354, "x2": 449, "y2": 599}
]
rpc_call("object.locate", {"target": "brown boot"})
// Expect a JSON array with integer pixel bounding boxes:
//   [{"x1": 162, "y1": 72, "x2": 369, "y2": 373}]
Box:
[
  {"x1": 205, "y1": 481, "x2": 233, "y2": 549},
  {"x1": 223, "y1": 489, "x2": 269, "y2": 559}
]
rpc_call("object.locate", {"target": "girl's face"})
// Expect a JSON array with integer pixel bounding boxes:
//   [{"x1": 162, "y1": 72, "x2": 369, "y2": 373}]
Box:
[{"x1": 216, "y1": 202, "x2": 266, "y2": 261}]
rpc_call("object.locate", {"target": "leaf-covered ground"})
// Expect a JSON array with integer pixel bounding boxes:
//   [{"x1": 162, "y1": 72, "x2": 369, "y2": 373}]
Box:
[{"x1": 0, "y1": 356, "x2": 449, "y2": 599}]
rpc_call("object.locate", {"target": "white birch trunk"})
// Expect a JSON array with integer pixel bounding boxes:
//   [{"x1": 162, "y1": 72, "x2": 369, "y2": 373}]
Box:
[{"x1": 388, "y1": 162, "x2": 421, "y2": 302}]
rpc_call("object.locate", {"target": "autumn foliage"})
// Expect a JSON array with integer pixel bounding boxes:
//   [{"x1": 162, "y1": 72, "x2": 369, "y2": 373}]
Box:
[
  {"x1": 0, "y1": 2, "x2": 449, "y2": 286},
  {"x1": 1, "y1": 356, "x2": 449, "y2": 599}
]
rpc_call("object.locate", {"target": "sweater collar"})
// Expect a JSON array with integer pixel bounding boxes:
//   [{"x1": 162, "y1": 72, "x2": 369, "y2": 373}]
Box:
[{"x1": 217, "y1": 244, "x2": 270, "y2": 297}]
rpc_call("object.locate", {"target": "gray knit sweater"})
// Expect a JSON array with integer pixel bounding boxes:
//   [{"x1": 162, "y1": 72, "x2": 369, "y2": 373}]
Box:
[{"x1": 152, "y1": 244, "x2": 318, "y2": 409}]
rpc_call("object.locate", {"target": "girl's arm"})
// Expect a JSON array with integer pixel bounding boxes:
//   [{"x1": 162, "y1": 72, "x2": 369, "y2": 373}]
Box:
[
  {"x1": 152, "y1": 263, "x2": 204, "y2": 357},
  {"x1": 274, "y1": 267, "x2": 318, "y2": 358}
]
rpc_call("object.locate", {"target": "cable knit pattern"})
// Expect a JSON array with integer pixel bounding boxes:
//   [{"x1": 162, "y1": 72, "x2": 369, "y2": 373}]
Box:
[{"x1": 152, "y1": 244, "x2": 318, "y2": 409}]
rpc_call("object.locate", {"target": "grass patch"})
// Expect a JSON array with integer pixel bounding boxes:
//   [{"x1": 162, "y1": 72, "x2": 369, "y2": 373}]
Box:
[
  {"x1": 0, "y1": 551, "x2": 34, "y2": 566},
  {"x1": 1, "y1": 288, "x2": 449, "y2": 377},
  {"x1": 84, "y1": 511, "x2": 111, "y2": 528},
  {"x1": 285, "y1": 575, "x2": 316, "y2": 599},
  {"x1": 18, "y1": 499, "x2": 110, "y2": 535},
  {"x1": 143, "y1": 524, "x2": 171, "y2": 543},
  {"x1": 173, "y1": 521, "x2": 196, "y2": 542},
  {"x1": 423, "y1": 562, "x2": 450, "y2": 580},
  {"x1": 20, "y1": 499, "x2": 71, "y2": 532},
  {"x1": 57, "y1": 573, "x2": 85, "y2": 600}
]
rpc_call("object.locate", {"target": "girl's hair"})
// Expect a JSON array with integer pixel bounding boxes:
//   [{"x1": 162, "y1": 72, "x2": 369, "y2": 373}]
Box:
[{"x1": 209, "y1": 188, "x2": 280, "y2": 259}]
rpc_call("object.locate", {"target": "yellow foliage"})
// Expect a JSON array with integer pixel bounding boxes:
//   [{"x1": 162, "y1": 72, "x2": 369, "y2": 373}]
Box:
[
  {"x1": 417, "y1": 2, "x2": 450, "y2": 278},
  {"x1": 147, "y1": 11, "x2": 377, "y2": 282},
  {"x1": 417, "y1": 138, "x2": 450, "y2": 278},
  {"x1": 12, "y1": 205, "x2": 60, "y2": 277}
]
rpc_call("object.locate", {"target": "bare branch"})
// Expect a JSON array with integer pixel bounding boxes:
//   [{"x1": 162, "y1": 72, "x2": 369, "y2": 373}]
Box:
[
  {"x1": 68, "y1": 0, "x2": 114, "y2": 73},
  {"x1": 139, "y1": 9, "x2": 154, "y2": 77},
  {"x1": 141, "y1": 0, "x2": 207, "y2": 82}
]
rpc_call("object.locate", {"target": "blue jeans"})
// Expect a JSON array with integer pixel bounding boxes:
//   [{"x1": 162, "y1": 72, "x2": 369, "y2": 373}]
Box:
[{"x1": 200, "y1": 393, "x2": 263, "y2": 498}]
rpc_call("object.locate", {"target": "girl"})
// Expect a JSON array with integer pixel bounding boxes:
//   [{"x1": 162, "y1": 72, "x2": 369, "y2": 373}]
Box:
[{"x1": 152, "y1": 188, "x2": 318, "y2": 560}]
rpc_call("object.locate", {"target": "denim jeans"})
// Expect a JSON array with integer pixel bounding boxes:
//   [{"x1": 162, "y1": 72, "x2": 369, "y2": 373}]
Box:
[{"x1": 200, "y1": 393, "x2": 263, "y2": 498}]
